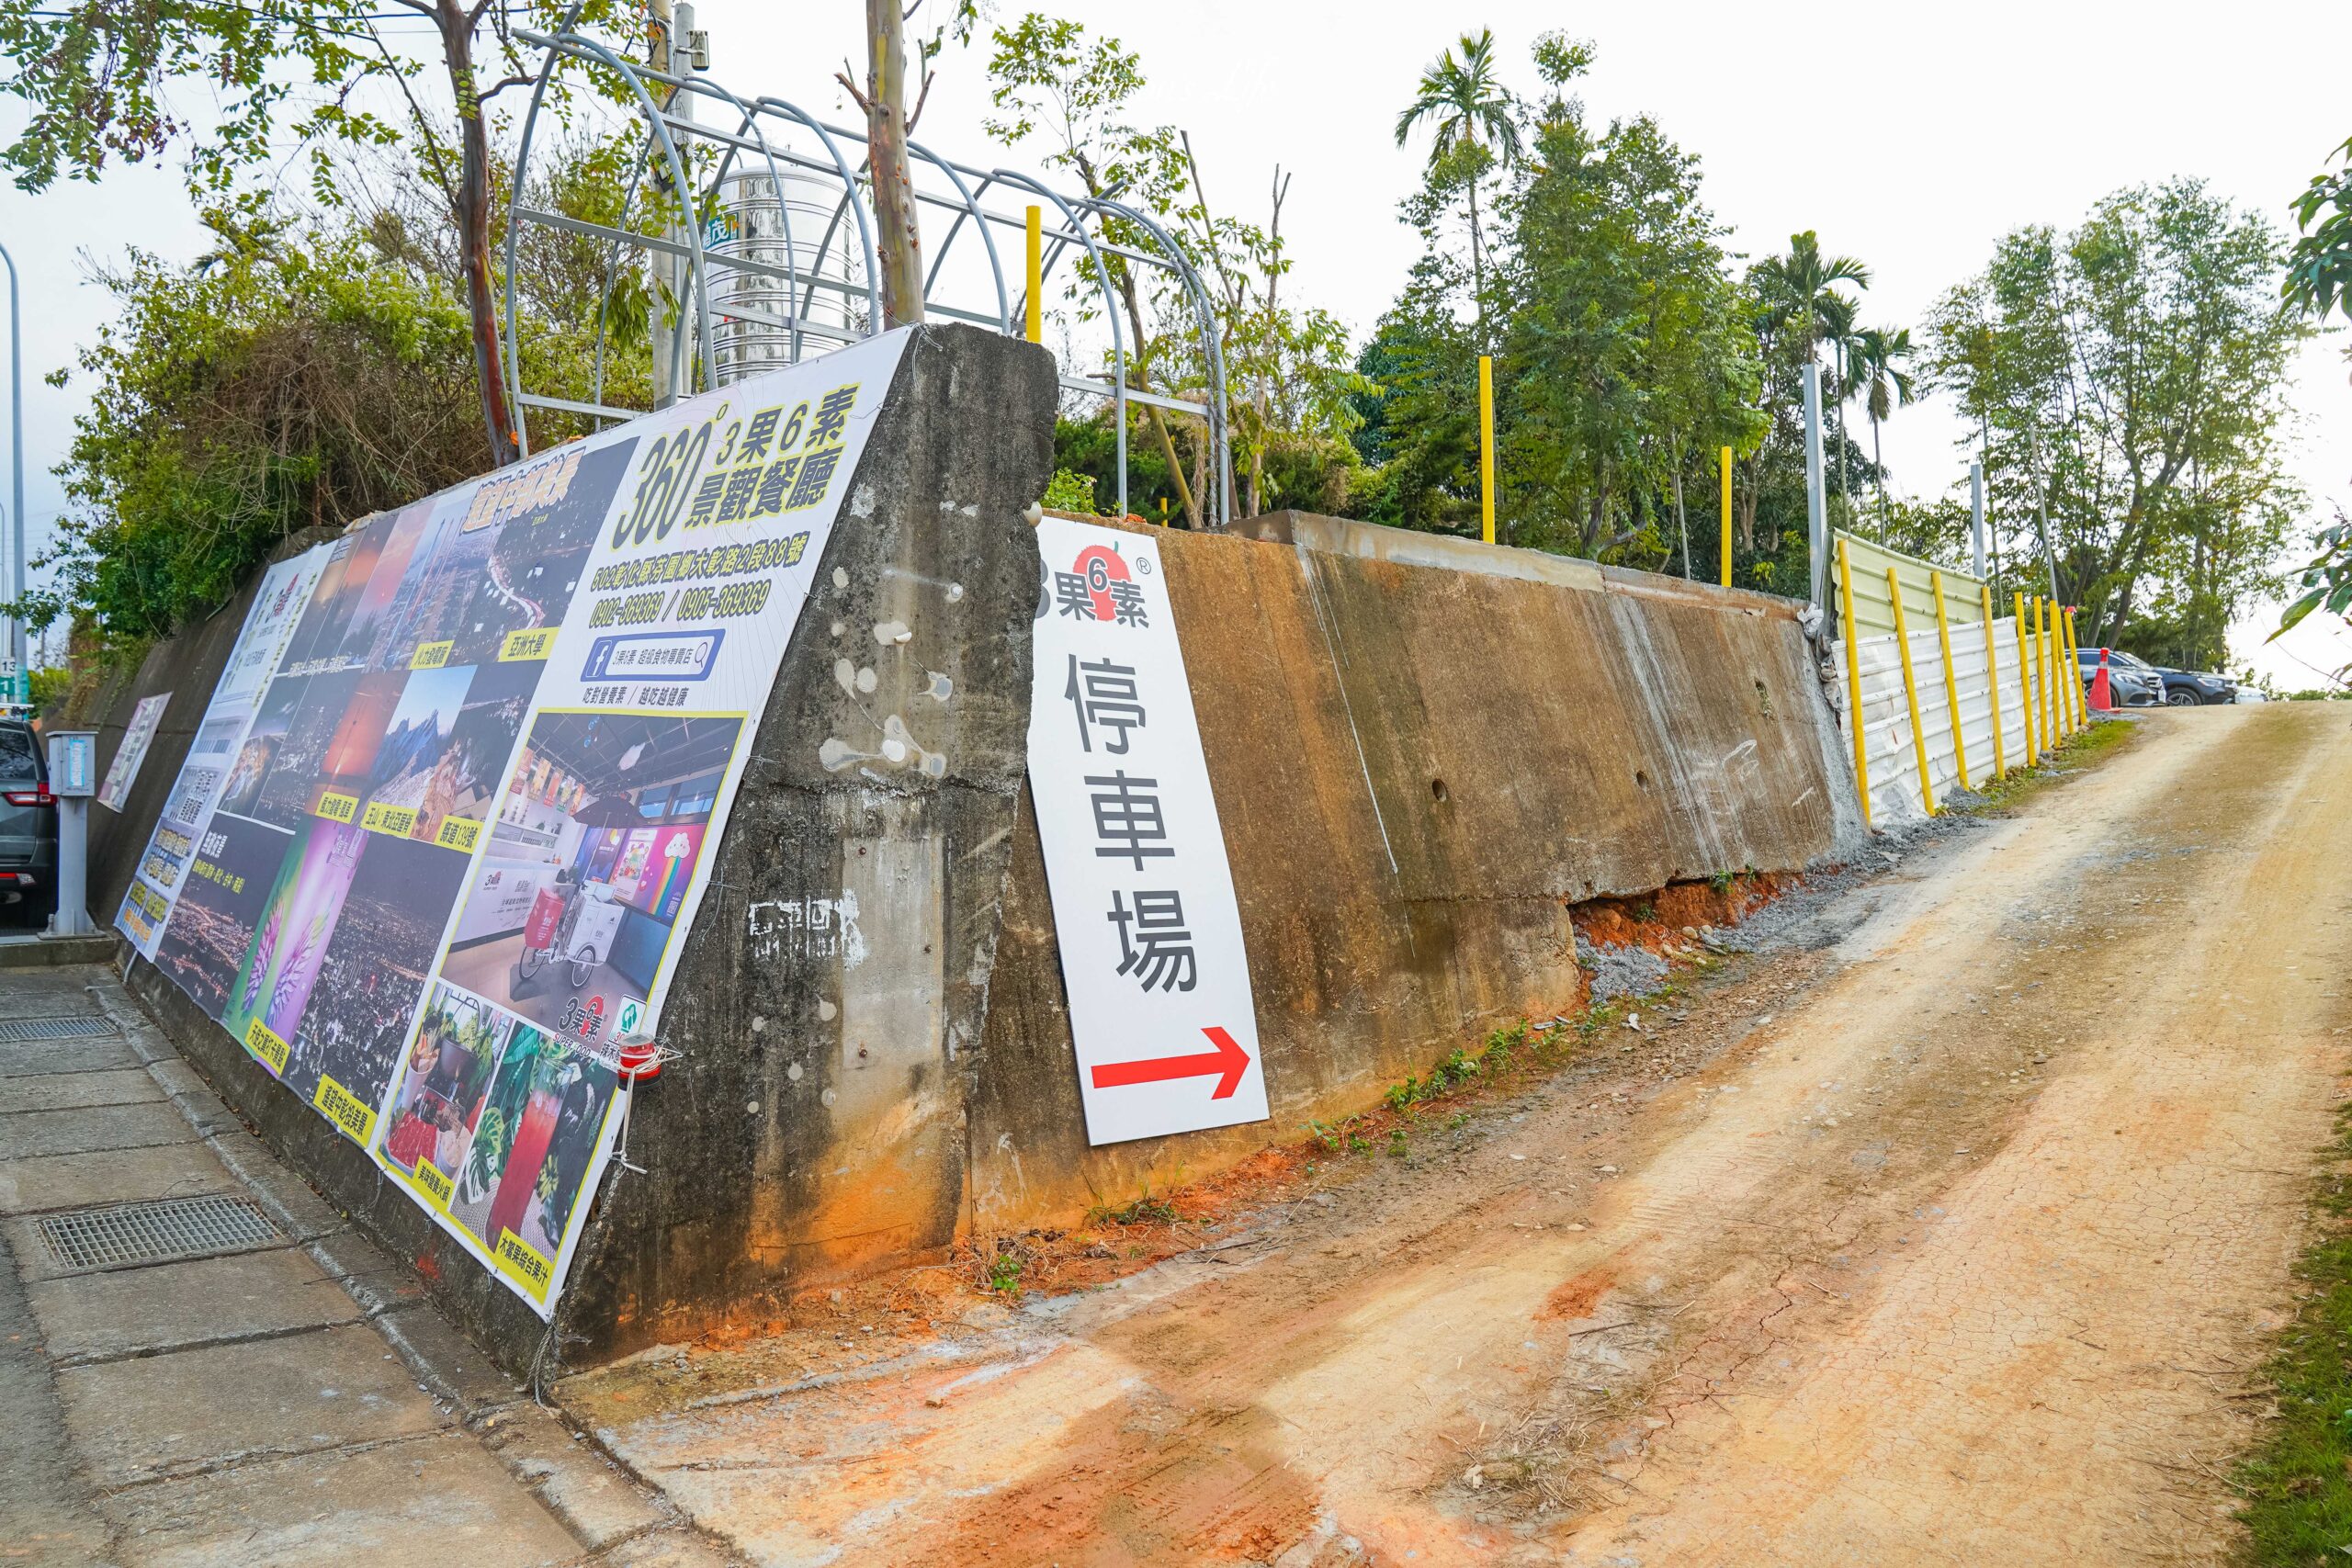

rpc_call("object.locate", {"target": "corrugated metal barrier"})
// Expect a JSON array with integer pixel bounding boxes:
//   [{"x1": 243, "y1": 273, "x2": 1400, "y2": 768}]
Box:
[{"x1": 1830, "y1": 532, "x2": 2089, "y2": 828}]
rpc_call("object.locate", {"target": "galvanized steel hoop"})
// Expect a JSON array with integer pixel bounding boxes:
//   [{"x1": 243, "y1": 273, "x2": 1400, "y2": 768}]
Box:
[{"x1": 500, "y1": 14, "x2": 1232, "y2": 525}]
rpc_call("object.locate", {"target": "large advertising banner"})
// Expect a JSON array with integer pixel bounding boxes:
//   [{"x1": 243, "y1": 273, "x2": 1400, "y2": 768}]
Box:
[
  {"x1": 1025, "y1": 517, "x2": 1270, "y2": 1145},
  {"x1": 119, "y1": 329, "x2": 910, "y2": 1317},
  {"x1": 119, "y1": 552, "x2": 327, "y2": 957},
  {"x1": 396, "y1": 329, "x2": 910, "y2": 1310}
]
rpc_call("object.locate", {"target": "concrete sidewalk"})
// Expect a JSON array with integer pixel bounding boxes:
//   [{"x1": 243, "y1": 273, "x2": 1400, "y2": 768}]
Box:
[{"x1": 0, "y1": 961, "x2": 735, "y2": 1568}]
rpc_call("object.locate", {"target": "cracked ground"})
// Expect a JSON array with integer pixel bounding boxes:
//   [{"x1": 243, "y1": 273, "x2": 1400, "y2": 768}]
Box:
[{"x1": 560, "y1": 704, "x2": 2352, "y2": 1566}]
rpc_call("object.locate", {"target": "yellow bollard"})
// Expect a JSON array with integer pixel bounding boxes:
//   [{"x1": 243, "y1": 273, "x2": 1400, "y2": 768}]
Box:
[
  {"x1": 1980, "y1": 583, "x2": 2007, "y2": 779},
  {"x1": 2015, "y1": 592, "x2": 2039, "y2": 768},
  {"x1": 2064, "y1": 608, "x2": 2084, "y2": 732},
  {"x1": 2064, "y1": 609, "x2": 2086, "y2": 728},
  {"x1": 1479, "y1": 355, "x2": 1497, "y2": 547},
  {"x1": 1023, "y1": 206, "x2": 1043, "y2": 344},
  {"x1": 2038, "y1": 597, "x2": 2056, "y2": 751},
  {"x1": 1888, "y1": 568, "x2": 1937, "y2": 817},
  {"x1": 2060, "y1": 604, "x2": 2074, "y2": 733},
  {"x1": 1931, "y1": 572, "x2": 1970, "y2": 792},
  {"x1": 1719, "y1": 446, "x2": 1733, "y2": 589},
  {"x1": 1838, "y1": 539, "x2": 1871, "y2": 826}
]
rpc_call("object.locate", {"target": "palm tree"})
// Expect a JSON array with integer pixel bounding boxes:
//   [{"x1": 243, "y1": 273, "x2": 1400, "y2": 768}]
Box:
[
  {"x1": 1395, "y1": 29, "x2": 1521, "y2": 341},
  {"x1": 1851, "y1": 326, "x2": 1919, "y2": 537},
  {"x1": 1756, "y1": 232, "x2": 1870, "y2": 510}
]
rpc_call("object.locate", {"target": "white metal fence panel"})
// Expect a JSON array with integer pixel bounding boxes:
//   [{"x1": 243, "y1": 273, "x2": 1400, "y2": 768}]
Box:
[{"x1": 1836, "y1": 615, "x2": 2044, "y2": 826}]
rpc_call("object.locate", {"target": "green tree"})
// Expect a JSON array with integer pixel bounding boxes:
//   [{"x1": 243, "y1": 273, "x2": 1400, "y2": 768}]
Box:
[
  {"x1": 1350, "y1": 34, "x2": 1762, "y2": 571},
  {"x1": 2284, "y1": 137, "x2": 2352, "y2": 326},
  {"x1": 2276, "y1": 136, "x2": 2352, "y2": 673},
  {"x1": 1928, "y1": 180, "x2": 2308, "y2": 662},
  {"x1": 1493, "y1": 45, "x2": 1758, "y2": 558},
  {"x1": 1752, "y1": 232, "x2": 1870, "y2": 516},
  {"x1": 17, "y1": 139, "x2": 654, "y2": 648},
  {"x1": 988, "y1": 12, "x2": 1367, "y2": 525},
  {"x1": 987, "y1": 12, "x2": 1204, "y2": 524},
  {"x1": 1393, "y1": 28, "x2": 1520, "y2": 344},
  {"x1": 1849, "y1": 325, "x2": 1918, "y2": 533},
  {"x1": 0, "y1": 0, "x2": 639, "y2": 469}
]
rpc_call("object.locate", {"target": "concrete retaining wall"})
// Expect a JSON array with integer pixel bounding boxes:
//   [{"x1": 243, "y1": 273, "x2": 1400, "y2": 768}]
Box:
[
  {"x1": 87, "y1": 344, "x2": 1864, "y2": 1371},
  {"x1": 965, "y1": 511, "x2": 1863, "y2": 1227}
]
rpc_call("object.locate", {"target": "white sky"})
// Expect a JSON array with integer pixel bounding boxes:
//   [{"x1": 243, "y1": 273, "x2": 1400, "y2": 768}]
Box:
[{"x1": 2, "y1": 0, "x2": 2346, "y2": 684}]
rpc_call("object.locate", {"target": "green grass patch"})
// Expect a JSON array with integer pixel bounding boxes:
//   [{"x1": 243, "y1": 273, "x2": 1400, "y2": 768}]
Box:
[
  {"x1": 1085, "y1": 1189, "x2": 1184, "y2": 1226},
  {"x1": 2235, "y1": 1101, "x2": 2352, "y2": 1562},
  {"x1": 1961, "y1": 714, "x2": 2137, "y2": 815}
]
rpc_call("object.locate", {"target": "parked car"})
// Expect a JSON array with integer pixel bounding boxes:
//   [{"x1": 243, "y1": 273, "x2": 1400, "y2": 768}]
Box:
[
  {"x1": 2074, "y1": 647, "x2": 2164, "y2": 707},
  {"x1": 2148, "y1": 666, "x2": 2237, "y2": 705},
  {"x1": 0, "y1": 718, "x2": 56, "y2": 923}
]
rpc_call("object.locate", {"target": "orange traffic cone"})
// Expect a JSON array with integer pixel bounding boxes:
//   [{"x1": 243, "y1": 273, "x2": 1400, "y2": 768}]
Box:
[{"x1": 2089, "y1": 649, "x2": 2113, "y2": 712}]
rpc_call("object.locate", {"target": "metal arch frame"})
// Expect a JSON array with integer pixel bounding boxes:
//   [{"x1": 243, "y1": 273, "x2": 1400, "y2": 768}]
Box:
[{"x1": 499, "y1": 29, "x2": 1228, "y2": 527}]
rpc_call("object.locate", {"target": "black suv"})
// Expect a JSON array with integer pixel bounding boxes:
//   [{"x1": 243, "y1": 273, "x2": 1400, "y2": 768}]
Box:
[
  {"x1": 2149, "y1": 666, "x2": 2237, "y2": 706},
  {"x1": 0, "y1": 718, "x2": 55, "y2": 922}
]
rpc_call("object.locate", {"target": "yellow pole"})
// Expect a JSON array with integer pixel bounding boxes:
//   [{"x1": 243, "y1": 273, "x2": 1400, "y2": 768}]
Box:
[
  {"x1": 1719, "y1": 446, "x2": 1733, "y2": 589},
  {"x1": 2014, "y1": 592, "x2": 2039, "y2": 768},
  {"x1": 2064, "y1": 608, "x2": 2084, "y2": 732},
  {"x1": 2047, "y1": 600, "x2": 2064, "y2": 748},
  {"x1": 2060, "y1": 606, "x2": 2079, "y2": 742},
  {"x1": 1838, "y1": 539, "x2": 1871, "y2": 826},
  {"x1": 2036, "y1": 597, "x2": 2054, "y2": 753},
  {"x1": 1479, "y1": 355, "x2": 1497, "y2": 547},
  {"x1": 1931, "y1": 572, "x2": 1969, "y2": 791},
  {"x1": 2064, "y1": 610, "x2": 2086, "y2": 728},
  {"x1": 1023, "y1": 206, "x2": 1043, "y2": 344},
  {"x1": 1980, "y1": 583, "x2": 2007, "y2": 779},
  {"x1": 1888, "y1": 568, "x2": 1937, "y2": 816}
]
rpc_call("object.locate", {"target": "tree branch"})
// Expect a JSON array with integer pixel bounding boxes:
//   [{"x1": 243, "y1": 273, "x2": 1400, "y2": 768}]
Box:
[
  {"x1": 835, "y1": 62, "x2": 874, "y2": 115},
  {"x1": 369, "y1": 29, "x2": 458, "y2": 215},
  {"x1": 903, "y1": 61, "x2": 934, "y2": 136}
]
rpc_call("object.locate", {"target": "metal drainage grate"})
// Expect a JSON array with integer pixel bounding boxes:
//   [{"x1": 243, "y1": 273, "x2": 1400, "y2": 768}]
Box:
[
  {"x1": 0, "y1": 1016, "x2": 119, "y2": 1043},
  {"x1": 37, "y1": 1195, "x2": 281, "y2": 1273}
]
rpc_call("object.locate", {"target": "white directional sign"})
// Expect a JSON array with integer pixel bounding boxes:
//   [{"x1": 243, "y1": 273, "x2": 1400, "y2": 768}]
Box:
[{"x1": 1026, "y1": 516, "x2": 1268, "y2": 1145}]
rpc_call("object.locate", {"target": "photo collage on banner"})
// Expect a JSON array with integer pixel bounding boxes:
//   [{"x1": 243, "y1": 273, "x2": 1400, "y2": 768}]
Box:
[
  {"x1": 118, "y1": 330, "x2": 911, "y2": 1315},
  {"x1": 119, "y1": 553, "x2": 325, "y2": 959}
]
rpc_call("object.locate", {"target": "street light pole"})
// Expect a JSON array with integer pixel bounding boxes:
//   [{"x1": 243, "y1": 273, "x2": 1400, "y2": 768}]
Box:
[{"x1": 0, "y1": 240, "x2": 22, "y2": 708}]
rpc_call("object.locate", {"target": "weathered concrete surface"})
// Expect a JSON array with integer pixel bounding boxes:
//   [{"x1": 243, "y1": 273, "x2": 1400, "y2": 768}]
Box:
[
  {"x1": 56, "y1": 1323, "x2": 445, "y2": 1487},
  {"x1": 965, "y1": 510, "x2": 1861, "y2": 1227},
  {"x1": 552, "y1": 324, "x2": 1056, "y2": 1357}
]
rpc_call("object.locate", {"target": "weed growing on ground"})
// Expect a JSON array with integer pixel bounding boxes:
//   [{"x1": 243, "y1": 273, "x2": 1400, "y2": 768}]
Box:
[
  {"x1": 987, "y1": 1248, "x2": 1024, "y2": 1300},
  {"x1": 2234, "y1": 1098, "x2": 2352, "y2": 1561},
  {"x1": 1086, "y1": 1190, "x2": 1184, "y2": 1226}
]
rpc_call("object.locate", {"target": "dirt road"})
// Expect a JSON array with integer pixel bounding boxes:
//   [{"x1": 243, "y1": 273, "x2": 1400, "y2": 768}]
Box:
[{"x1": 567, "y1": 704, "x2": 2352, "y2": 1566}]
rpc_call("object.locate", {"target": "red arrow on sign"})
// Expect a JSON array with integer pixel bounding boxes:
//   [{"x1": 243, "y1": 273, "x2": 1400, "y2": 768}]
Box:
[{"x1": 1089, "y1": 1026, "x2": 1251, "y2": 1100}]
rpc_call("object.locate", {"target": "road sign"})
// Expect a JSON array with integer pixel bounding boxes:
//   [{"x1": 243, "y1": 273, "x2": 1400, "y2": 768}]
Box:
[{"x1": 1025, "y1": 517, "x2": 1268, "y2": 1145}]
